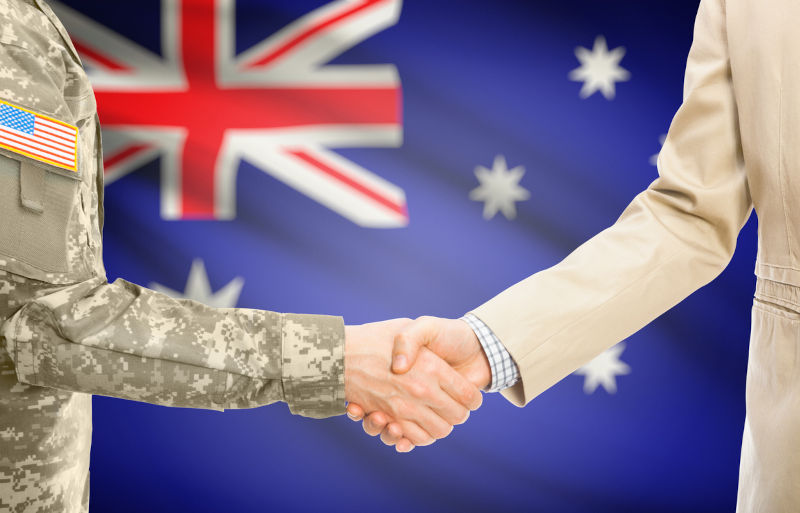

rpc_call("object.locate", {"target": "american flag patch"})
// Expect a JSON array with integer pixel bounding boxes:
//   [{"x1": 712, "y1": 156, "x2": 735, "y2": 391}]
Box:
[{"x1": 0, "y1": 100, "x2": 78, "y2": 172}]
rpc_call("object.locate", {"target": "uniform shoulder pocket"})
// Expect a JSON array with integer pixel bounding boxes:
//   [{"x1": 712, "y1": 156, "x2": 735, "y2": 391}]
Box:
[{"x1": 0, "y1": 148, "x2": 85, "y2": 280}]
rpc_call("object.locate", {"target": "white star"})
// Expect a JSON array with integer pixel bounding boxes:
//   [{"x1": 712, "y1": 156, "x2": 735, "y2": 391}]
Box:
[
  {"x1": 649, "y1": 134, "x2": 667, "y2": 166},
  {"x1": 569, "y1": 36, "x2": 630, "y2": 100},
  {"x1": 470, "y1": 155, "x2": 530, "y2": 220},
  {"x1": 574, "y1": 342, "x2": 631, "y2": 394},
  {"x1": 150, "y1": 259, "x2": 244, "y2": 308}
]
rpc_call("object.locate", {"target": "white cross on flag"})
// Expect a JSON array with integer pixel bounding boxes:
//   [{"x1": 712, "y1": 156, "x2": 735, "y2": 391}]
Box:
[{"x1": 51, "y1": 0, "x2": 407, "y2": 227}]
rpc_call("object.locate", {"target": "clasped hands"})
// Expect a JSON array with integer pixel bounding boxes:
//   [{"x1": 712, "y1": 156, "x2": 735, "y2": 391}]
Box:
[{"x1": 344, "y1": 317, "x2": 491, "y2": 452}]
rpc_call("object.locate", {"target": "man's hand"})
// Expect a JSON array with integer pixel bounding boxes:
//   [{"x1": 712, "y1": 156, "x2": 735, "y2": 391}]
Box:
[
  {"x1": 346, "y1": 317, "x2": 491, "y2": 452},
  {"x1": 344, "y1": 319, "x2": 483, "y2": 447},
  {"x1": 393, "y1": 316, "x2": 491, "y2": 386}
]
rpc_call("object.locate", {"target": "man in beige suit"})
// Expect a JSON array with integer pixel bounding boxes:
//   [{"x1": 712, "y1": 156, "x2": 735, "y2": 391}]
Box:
[{"x1": 347, "y1": 0, "x2": 798, "y2": 510}]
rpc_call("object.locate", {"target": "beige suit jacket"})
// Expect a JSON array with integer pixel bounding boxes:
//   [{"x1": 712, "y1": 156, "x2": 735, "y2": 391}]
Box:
[{"x1": 472, "y1": 0, "x2": 798, "y2": 509}]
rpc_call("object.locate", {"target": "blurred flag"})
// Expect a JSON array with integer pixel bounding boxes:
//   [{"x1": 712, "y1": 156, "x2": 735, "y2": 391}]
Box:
[{"x1": 55, "y1": 1, "x2": 755, "y2": 512}]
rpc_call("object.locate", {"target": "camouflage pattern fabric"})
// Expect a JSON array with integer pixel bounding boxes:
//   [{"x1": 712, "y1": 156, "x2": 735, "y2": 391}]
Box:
[
  {"x1": 0, "y1": 1, "x2": 345, "y2": 511},
  {"x1": 0, "y1": 273, "x2": 92, "y2": 513}
]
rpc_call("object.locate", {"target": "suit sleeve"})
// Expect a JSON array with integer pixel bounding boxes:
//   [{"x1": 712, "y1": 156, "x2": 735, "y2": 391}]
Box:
[
  {"x1": 1, "y1": 277, "x2": 345, "y2": 418},
  {"x1": 471, "y1": 0, "x2": 752, "y2": 406}
]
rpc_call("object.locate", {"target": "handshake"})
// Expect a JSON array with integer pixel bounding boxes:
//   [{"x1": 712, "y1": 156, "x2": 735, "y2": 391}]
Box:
[{"x1": 343, "y1": 317, "x2": 492, "y2": 453}]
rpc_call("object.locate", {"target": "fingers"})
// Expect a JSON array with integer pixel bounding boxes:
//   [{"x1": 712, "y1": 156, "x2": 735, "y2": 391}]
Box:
[
  {"x1": 357, "y1": 412, "x2": 414, "y2": 451},
  {"x1": 392, "y1": 317, "x2": 438, "y2": 374},
  {"x1": 395, "y1": 438, "x2": 415, "y2": 453},
  {"x1": 379, "y1": 422, "x2": 404, "y2": 446},
  {"x1": 379, "y1": 423, "x2": 417, "y2": 453},
  {"x1": 362, "y1": 412, "x2": 390, "y2": 437},
  {"x1": 380, "y1": 423, "x2": 415, "y2": 453},
  {"x1": 439, "y1": 365, "x2": 483, "y2": 412},
  {"x1": 408, "y1": 403, "x2": 454, "y2": 441},
  {"x1": 358, "y1": 400, "x2": 452, "y2": 447},
  {"x1": 421, "y1": 386, "x2": 471, "y2": 428},
  {"x1": 359, "y1": 412, "x2": 436, "y2": 450},
  {"x1": 370, "y1": 419, "x2": 419, "y2": 453},
  {"x1": 409, "y1": 349, "x2": 480, "y2": 425},
  {"x1": 346, "y1": 403, "x2": 365, "y2": 421},
  {"x1": 397, "y1": 420, "x2": 436, "y2": 446}
]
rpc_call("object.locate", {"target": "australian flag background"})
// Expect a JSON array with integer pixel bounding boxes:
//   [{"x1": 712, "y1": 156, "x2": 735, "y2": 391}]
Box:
[{"x1": 54, "y1": 1, "x2": 754, "y2": 512}]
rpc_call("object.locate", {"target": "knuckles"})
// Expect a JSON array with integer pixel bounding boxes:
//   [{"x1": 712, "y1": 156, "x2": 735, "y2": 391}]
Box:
[
  {"x1": 380, "y1": 430, "x2": 399, "y2": 446},
  {"x1": 388, "y1": 423, "x2": 404, "y2": 438},
  {"x1": 393, "y1": 332, "x2": 410, "y2": 348},
  {"x1": 406, "y1": 381, "x2": 428, "y2": 400},
  {"x1": 362, "y1": 419, "x2": 381, "y2": 436}
]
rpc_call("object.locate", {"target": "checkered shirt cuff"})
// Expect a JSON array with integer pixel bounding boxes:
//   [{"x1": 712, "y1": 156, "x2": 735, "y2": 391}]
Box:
[{"x1": 461, "y1": 313, "x2": 520, "y2": 393}]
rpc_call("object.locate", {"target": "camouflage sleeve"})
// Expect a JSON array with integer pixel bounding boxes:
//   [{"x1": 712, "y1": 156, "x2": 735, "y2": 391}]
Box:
[{"x1": 1, "y1": 277, "x2": 345, "y2": 418}]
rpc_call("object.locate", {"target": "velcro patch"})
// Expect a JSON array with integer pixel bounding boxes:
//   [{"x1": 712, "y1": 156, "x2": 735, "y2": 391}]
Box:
[{"x1": 0, "y1": 100, "x2": 78, "y2": 172}]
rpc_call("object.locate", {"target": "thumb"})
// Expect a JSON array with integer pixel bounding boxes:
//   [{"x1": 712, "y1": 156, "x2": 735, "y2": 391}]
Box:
[{"x1": 392, "y1": 318, "x2": 434, "y2": 374}]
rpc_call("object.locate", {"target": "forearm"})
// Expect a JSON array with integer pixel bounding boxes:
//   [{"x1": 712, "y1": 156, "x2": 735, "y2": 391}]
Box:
[
  {"x1": 473, "y1": 0, "x2": 751, "y2": 407},
  {"x1": 472, "y1": 191, "x2": 747, "y2": 406},
  {"x1": 1, "y1": 276, "x2": 344, "y2": 418}
]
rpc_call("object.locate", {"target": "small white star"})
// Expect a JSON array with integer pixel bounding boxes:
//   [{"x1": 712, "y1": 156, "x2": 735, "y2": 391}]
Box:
[
  {"x1": 574, "y1": 342, "x2": 631, "y2": 394},
  {"x1": 649, "y1": 134, "x2": 667, "y2": 166},
  {"x1": 470, "y1": 155, "x2": 530, "y2": 220},
  {"x1": 150, "y1": 259, "x2": 244, "y2": 308},
  {"x1": 569, "y1": 36, "x2": 630, "y2": 100}
]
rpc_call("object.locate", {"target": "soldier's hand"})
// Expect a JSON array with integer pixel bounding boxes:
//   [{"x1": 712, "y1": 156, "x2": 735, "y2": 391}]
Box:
[{"x1": 344, "y1": 319, "x2": 482, "y2": 450}]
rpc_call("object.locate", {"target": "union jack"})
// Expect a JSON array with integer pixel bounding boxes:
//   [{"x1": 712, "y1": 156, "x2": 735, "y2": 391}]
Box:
[{"x1": 51, "y1": 0, "x2": 407, "y2": 227}]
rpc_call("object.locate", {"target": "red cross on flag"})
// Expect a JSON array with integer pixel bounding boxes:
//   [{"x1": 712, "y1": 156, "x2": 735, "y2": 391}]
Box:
[{"x1": 51, "y1": 0, "x2": 407, "y2": 227}]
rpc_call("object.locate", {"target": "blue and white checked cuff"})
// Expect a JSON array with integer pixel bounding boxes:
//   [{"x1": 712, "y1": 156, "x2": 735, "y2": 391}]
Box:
[{"x1": 461, "y1": 313, "x2": 520, "y2": 393}]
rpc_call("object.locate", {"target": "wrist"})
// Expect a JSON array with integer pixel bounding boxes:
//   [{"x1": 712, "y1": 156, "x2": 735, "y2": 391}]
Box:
[
  {"x1": 343, "y1": 324, "x2": 356, "y2": 401},
  {"x1": 474, "y1": 345, "x2": 492, "y2": 391},
  {"x1": 457, "y1": 318, "x2": 492, "y2": 390}
]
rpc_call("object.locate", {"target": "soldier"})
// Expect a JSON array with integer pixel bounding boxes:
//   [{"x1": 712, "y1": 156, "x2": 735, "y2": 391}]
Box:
[{"x1": 0, "y1": 1, "x2": 483, "y2": 511}]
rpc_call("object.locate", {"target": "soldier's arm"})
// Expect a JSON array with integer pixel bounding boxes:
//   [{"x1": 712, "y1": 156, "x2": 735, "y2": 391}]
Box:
[
  {"x1": 0, "y1": 4, "x2": 343, "y2": 418},
  {"x1": 0, "y1": 7, "x2": 482, "y2": 430},
  {"x1": 2, "y1": 276, "x2": 345, "y2": 418}
]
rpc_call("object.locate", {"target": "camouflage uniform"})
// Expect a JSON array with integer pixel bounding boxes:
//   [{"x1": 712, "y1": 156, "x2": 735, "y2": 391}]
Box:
[{"x1": 0, "y1": 1, "x2": 345, "y2": 511}]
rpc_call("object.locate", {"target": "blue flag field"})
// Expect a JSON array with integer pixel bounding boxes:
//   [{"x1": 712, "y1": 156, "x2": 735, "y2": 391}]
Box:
[{"x1": 54, "y1": 1, "x2": 756, "y2": 511}]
